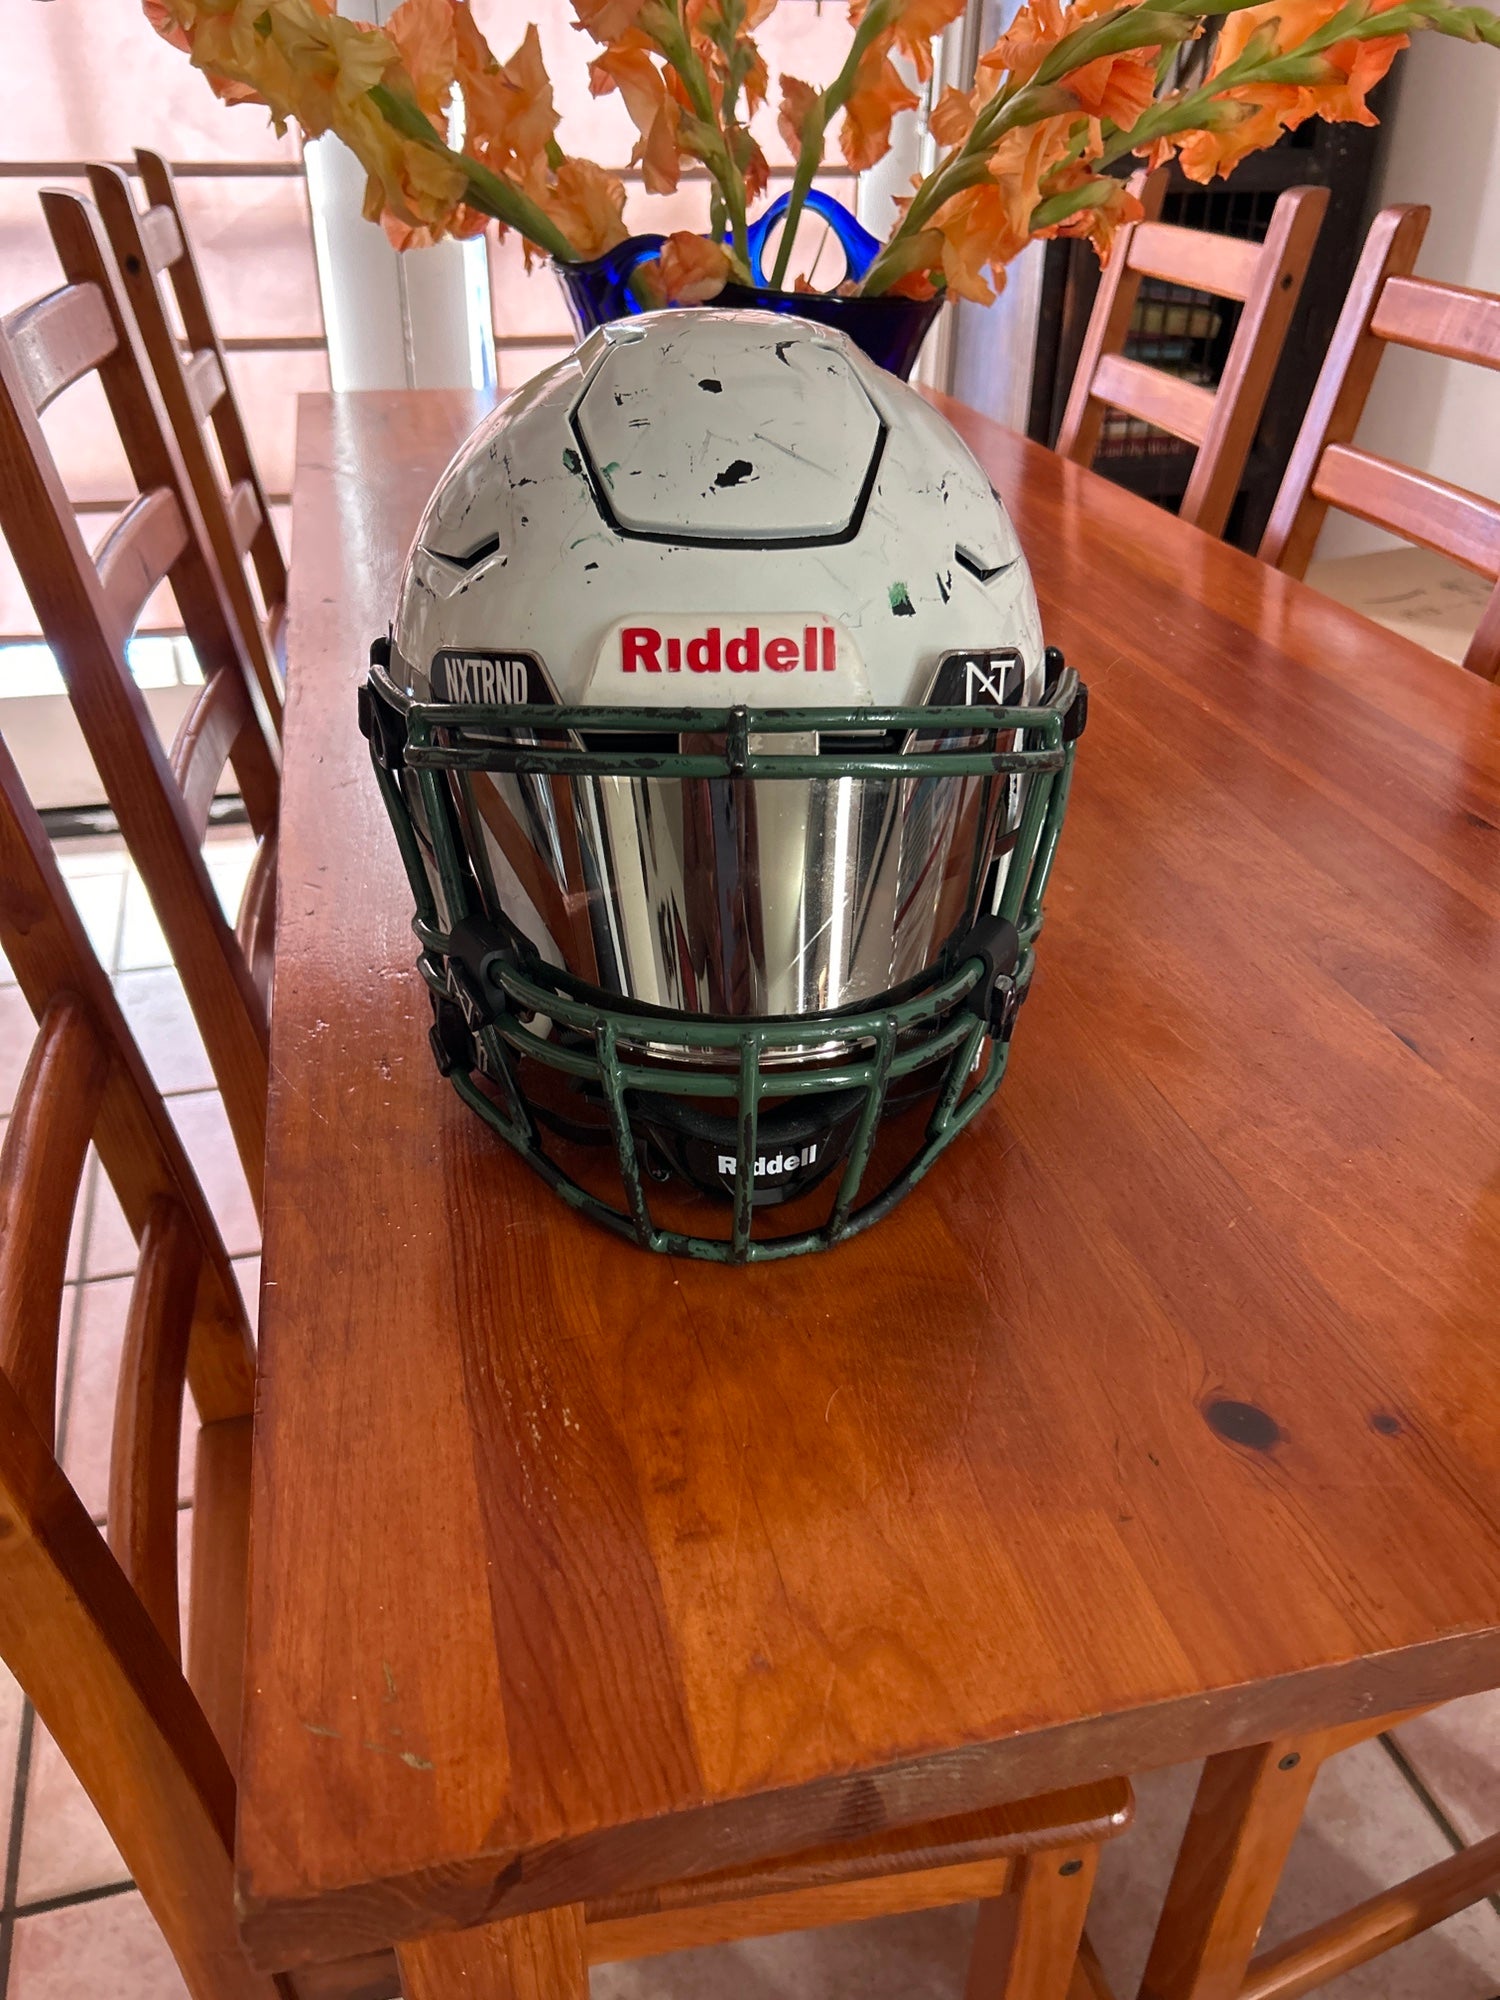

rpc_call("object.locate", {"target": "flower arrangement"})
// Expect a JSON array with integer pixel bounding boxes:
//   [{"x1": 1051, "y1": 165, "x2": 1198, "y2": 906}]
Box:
[{"x1": 146, "y1": 0, "x2": 1498, "y2": 309}]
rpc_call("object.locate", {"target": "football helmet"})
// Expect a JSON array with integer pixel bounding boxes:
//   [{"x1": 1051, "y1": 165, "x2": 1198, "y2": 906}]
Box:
[{"x1": 362, "y1": 309, "x2": 1086, "y2": 1262}]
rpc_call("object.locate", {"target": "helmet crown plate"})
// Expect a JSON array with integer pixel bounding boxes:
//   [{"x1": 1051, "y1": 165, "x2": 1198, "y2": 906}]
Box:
[{"x1": 574, "y1": 314, "x2": 882, "y2": 543}]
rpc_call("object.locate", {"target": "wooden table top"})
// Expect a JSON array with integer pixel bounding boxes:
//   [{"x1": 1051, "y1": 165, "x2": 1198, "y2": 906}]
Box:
[{"x1": 239, "y1": 386, "x2": 1500, "y2": 1971}]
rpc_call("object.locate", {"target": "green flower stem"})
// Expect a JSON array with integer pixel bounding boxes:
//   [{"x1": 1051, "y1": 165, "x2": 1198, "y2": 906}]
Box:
[
  {"x1": 768, "y1": 0, "x2": 900, "y2": 292},
  {"x1": 368, "y1": 84, "x2": 580, "y2": 260},
  {"x1": 654, "y1": 1, "x2": 754, "y2": 274}
]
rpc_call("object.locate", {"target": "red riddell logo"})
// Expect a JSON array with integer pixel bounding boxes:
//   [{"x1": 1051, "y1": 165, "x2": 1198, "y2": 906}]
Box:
[{"x1": 621, "y1": 624, "x2": 837, "y2": 674}]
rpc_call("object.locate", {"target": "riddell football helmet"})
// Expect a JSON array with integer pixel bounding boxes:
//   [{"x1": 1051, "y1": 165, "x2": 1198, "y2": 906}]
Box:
[{"x1": 362, "y1": 308, "x2": 1085, "y2": 1262}]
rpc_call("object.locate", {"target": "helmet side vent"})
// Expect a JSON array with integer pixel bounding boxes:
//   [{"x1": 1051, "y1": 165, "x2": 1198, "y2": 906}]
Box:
[
  {"x1": 954, "y1": 546, "x2": 1018, "y2": 585},
  {"x1": 423, "y1": 533, "x2": 502, "y2": 573}
]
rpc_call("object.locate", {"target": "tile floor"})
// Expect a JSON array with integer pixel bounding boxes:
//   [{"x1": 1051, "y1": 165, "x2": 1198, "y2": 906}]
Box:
[{"x1": 1, "y1": 836, "x2": 1497, "y2": 1998}]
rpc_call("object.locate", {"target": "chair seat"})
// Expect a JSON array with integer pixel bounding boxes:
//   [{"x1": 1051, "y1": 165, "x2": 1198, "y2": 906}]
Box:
[
  {"x1": 288, "y1": 1777, "x2": 1132, "y2": 1997},
  {"x1": 590, "y1": 1778, "x2": 1133, "y2": 1919}
]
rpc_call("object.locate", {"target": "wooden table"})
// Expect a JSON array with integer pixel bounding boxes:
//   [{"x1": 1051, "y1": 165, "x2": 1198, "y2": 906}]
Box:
[{"x1": 240, "y1": 388, "x2": 1500, "y2": 1978}]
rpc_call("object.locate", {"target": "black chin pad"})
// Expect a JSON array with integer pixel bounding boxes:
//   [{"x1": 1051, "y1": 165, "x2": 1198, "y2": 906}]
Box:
[{"x1": 632, "y1": 1087, "x2": 865, "y2": 1207}]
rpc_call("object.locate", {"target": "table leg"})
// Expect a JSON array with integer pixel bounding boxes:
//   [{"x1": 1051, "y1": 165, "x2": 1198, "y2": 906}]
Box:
[
  {"x1": 395, "y1": 1907, "x2": 587, "y2": 2000},
  {"x1": 1137, "y1": 1738, "x2": 1327, "y2": 2000},
  {"x1": 966, "y1": 1844, "x2": 1099, "y2": 1999}
]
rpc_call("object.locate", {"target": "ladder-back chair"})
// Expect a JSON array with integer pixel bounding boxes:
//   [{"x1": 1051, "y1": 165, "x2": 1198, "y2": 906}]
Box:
[
  {"x1": 1259, "y1": 203, "x2": 1500, "y2": 680},
  {"x1": 89, "y1": 151, "x2": 287, "y2": 726},
  {"x1": 1057, "y1": 171, "x2": 1329, "y2": 539},
  {"x1": 0, "y1": 721, "x2": 269, "y2": 1999},
  {"x1": 0, "y1": 731, "x2": 1133, "y2": 2000},
  {"x1": 0, "y1": 187, "x2": 277, "y2": 1214}
]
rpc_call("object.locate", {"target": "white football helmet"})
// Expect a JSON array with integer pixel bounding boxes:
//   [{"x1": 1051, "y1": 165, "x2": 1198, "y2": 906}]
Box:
[{"x1": 363, "y1": 309, "x2": 1086, "y2": 1261}]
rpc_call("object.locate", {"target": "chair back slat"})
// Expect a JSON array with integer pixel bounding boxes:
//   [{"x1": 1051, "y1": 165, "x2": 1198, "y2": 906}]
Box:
[
  {"x1": 1312, "y1": 444, "x2": 1500, "y2": 579},
  {"x1": 235, "y1": 833, "x2": 279, "y2": 1010},
  {"x1": 1128, "y1": 222, "x2": 1261, "y2": 304},
  {"x1": 140, "y1": 201, "x2": 185, "y2": 275},
  {"x1": 1058, "y1": 173, "x2": 1329, "y2": 539},
  {"x1": 89, "y1": 156, "x2": 288, "y2": 723},
  {"x1": 1260, "y1": 204, "x2": 1500, "y2": 679},
  {"x1": 1, "y1": 280, "x2": 117, "y2": 416},
  {"x1": 108, "y1": 1194, "x2": 201, "y2": 1660},
  {"x1": 93, "y1": 488, "x2": 190, "y2": 648},
  {"x1": 0, "y1": 727, "x2": 276, "y2": 1999},
  {"x1": 1090, "y1": 352, "x2": 1215, "y2": 447},
  {"x1": 171, "y1": 666, "x2": 257, "y2": 841},
  {"x1": 226, "y1": 475, "x2": 263, "y2": 556},
  {"x1": 0, "y1": 188, "x2": 280, "y2": 1212},
  {"x1": 0, "y1": 996, "x2": 110, "y2": 1445},
  {"x1": 184, "y1": 347, "x2": 227, "y2": 427},
  {"x1": 1371, "y1": 275, "x2": 1500, "y2": 367}
]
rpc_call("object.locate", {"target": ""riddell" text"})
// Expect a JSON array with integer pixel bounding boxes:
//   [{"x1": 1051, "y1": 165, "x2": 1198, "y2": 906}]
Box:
[{"x1": 621, "y1": 625, "x2": 837, "y2": 674}]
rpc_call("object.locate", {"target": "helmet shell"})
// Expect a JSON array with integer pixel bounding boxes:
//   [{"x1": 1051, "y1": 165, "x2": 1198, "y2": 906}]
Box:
[{"x1": 392, "y1": 309, "x2": 1044, "y2": 712}]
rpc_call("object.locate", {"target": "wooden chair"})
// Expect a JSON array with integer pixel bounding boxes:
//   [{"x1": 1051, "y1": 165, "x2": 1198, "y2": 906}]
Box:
[
  {"x1": 1259, "y1": 203, "x2": 1500, "y2": 680},
  {"x1": 1138, "y1": 1710, "x2": 1500, "y2": 1999},
  {"x1": 0, "y1": 709, "x2": 1132, "y2": 2000},
  {"x1": 88, "y1": 151, "x2": 287, "y2": 727},
  {"x1": 0, "y1": 187, "x2": 278, "y2": 1215},
  {"x1": 1057, "y1": 171, "x2": 1329, "y2": 539},
  {"x1": 0, "y1": 720, "x2": 269, "y2": 1998}
]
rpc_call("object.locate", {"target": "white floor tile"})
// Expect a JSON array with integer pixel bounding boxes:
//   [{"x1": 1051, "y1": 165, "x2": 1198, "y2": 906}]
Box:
[
  {"x1": 15, "y1": 1721, "x2": 130, "y2": 1906},
  {"x1": 111, "y1": 967, "x2": 214, "y2": 1097},
  {"x1": 115, "y1": 872, "x2": 171, "y2": 975},
  {"x1": 203, "y1": 836, "x2": 256, "y2": 927},
  {"x1": 167, "y1": 1091, "x2": 260, "y2": 1259},
  {"x1": 1393, "y1": 1692, "x2": 1500, "y2": 1846},
  {"x1": 62, "y1": 871, "x2": 125, "y2": 970},
  {"x1": 0, "y1": 983, "x2": 38, "y2": 1118},
  {"x1": 0, "y1": 1655, "x2": 22, "y2": 1873},
  {"x1": 8, "y1": 1891, "x2": 190, "y2": 1999},
  {"x1": 54, "y1": 840, "x2": 128, "y2": 881},
  {"x1": 233, "y1": 1254, "x2": 262, "y2": 1337}
]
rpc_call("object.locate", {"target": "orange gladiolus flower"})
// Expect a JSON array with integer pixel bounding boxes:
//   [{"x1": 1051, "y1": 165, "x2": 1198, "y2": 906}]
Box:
[
  {"x1": 1038, "y1": 169, "x2": 1145, "y2": 257},
  {"x1": 1173, "y1": 0, "x2": 1408, "y2": 179},
  {"x1": 930, "y1": 182, "x2": 1030, "y2": 301},
  {"x1": 928, "y1": 83, "x2": 977, "y2": 144},
  {"x1": 572, "y1": 0, "x2": 654, "y2": 49},
  {"x1": 1063, "y1": 46, "x2": 1159, "y2": 124},
  {"x1": 458, "y1": 20, "x2": 561, "y2": 183},
  {"x1": 143, "y1": 0, "x2": 191, "y2": 52},
  {"x1": 972, "y1": 0, "x2": 1118, "y2": 94},
  {"x1": 591, "y1": 46, "x2": 683, "y2": 193},
  {"x1": 658, "y1": 230, "x2": 733, "y2": 301},
  {"x1": 927, "y1": 109, "x2": 1076, "y2": 300},
  {"x1": 384, "y1": 0, "x2": 455, "y2": 120},
  {"x1": 533, "y1": 156, "x2": 629, "y2": 258},
  {"x1": 778, "y1": 73, "x2": 821, "y2": 154},
  {"x1": 850, "y1": 0, "x2": 967, "y2": 82},
  {"x1": 839, "y1": 45, "x2": 919, "y2": 170}
]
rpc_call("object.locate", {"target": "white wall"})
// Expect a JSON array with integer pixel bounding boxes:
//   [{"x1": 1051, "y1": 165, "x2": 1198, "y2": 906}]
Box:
[{"x1": 1316, "y1": 41, "x2": 1500, "y2": 557}]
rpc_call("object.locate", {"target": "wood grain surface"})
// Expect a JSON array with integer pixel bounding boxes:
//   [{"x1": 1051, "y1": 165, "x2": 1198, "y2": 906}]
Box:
[{"x1": 239, "y1": 388, "x2": 1500, "y2": 1970}]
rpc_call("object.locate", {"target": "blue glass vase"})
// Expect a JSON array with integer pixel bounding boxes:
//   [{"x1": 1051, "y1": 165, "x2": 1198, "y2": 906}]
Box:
[{"x1": 552, "y1": 190, "x2": 943, "y2": 382}]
